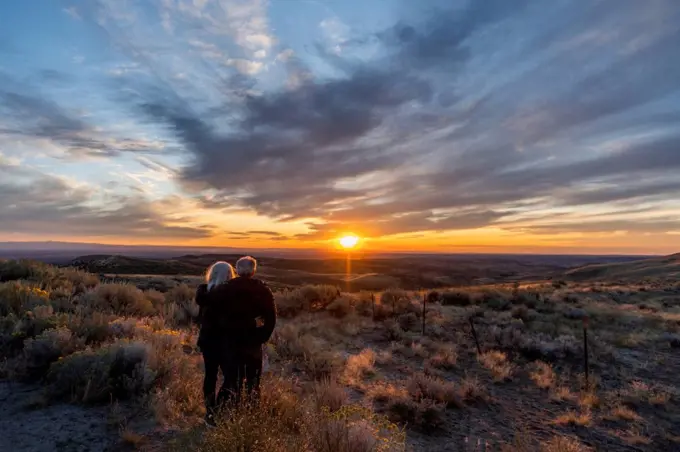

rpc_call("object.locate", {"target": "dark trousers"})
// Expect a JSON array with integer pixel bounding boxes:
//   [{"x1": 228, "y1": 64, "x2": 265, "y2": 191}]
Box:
[{"x1": 202, "y1": 345, "x2": 263, "y2": 416}]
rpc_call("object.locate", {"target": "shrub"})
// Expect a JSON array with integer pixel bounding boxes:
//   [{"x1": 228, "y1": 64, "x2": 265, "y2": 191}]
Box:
[
  {"x1": 513, "y1": 290, "x2": 542, "y2": 308},
  {"x1": 398, "y1": 312, "x2": 419, "y2": 332},
  {"x1": 380, "y1": 289, "x2": 410, "y2": 315},
  {"x1": 19, "y1": 327, "x2": 84, "y2": 381},
  {"x1": 0, "y1": 282, "x2": 50, "y2": 316},
  {"x1": 483, "y1": 291, "x2": 511, "y2": 310},
  {"x1": 276, "y1": 285, "x2": 340, "y2": 317},
  {"x1": 368, "y1": 382, "x2": 444, "y2": 433},
  {"x1": 426, "y1": 291, "x2": 440, "y2": 304},
  {"x1": 519, "y1": 334, "x2": 582, "y2": 361},
  {"x1": 440, "y1": 291, "x2": 472, "y2": 306},
  {"x1": 382, "y1": 319, "x2": 406, "y2": 341},
  {"x1": 84, "y1": 283, "x2": 155, "y2": 316},
  {"x1": 67, "y1": 311, "x2": 118, "y2": 345},
  {"x1": 326, "y1": 296, "x2": 354, "y2": 318},
  {"x1": 0, "y1": 259, "x2": 52, "y2": 282},
  {"x1": 47, "y1": 340, "x2": 155, "y2": 403}
]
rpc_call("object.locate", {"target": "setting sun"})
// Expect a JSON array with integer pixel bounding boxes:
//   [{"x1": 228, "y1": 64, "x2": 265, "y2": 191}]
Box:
[{"x1": 339, "y1": 235, "x2": 359, "y2": 249}]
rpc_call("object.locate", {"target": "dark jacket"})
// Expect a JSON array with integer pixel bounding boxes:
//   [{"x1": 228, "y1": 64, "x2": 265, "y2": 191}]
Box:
[{"x1": 196, "y1": 277, "x2": 277, "y2": 354}]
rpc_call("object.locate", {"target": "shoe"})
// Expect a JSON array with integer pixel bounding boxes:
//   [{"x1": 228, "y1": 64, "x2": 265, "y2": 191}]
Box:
[{"x1": 204, "y1": 414, "x2": 217, "y2": 428}]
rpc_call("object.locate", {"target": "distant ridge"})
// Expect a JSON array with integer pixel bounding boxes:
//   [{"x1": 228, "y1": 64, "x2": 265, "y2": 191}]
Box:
[{"x1": 565, "y1": 253, "x2": 680, "y2": 282}]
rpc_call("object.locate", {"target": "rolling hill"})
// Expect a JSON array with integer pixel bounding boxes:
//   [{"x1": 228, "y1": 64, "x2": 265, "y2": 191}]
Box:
[
  {"x1": 565, "y1": 252, "x2": 680, "y2": 282},
  {"x1": 65, "y1": 252, "x2": 644, "y2": 291}
]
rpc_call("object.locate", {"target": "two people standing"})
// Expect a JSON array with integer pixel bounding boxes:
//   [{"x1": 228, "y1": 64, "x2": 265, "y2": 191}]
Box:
[{"x1": 195, "y1": 256, "x2": 277, "y2": 427}]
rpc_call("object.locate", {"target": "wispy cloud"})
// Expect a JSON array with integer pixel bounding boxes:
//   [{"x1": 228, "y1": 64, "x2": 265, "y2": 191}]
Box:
[
  {"x1": 1, "y1": 0, "x2": 680, "y2": 248},
  {"x1": 63, "y1": 6, "x2": 81, "y2": 21}
]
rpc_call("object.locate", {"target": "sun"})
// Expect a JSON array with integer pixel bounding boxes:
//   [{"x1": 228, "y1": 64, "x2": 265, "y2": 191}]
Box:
[{"x1": 339, "y1": 235, "x2": 359, "y2": 249}]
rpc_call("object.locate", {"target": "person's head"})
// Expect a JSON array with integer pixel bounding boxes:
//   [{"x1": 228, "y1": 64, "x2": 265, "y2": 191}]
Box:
[
  {"x1": 206, "y1": 261, "x2": 236, "y2": 291},
  {"x1": 236, "y1": 256, "x2": 257, "y2": 278}
]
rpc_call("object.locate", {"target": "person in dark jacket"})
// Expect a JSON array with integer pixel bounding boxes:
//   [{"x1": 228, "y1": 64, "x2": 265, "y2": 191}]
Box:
[
  {"x1": 195, "y1": 261, "x2": 236, "y2": 426},
  {"x1": 196, "y1": 256, "x2": 277, "y2": 426}
]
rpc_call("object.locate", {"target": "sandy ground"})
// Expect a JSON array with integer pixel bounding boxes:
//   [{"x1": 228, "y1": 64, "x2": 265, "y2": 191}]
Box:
[{"x1": 0, "y1": 381, "x2": 121, "y2": 452}]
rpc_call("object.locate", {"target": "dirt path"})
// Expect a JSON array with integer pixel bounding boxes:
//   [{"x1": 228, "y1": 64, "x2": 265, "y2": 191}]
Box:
[{"x1": 0, "y1": 381, "x2": 121, "y2": 452}]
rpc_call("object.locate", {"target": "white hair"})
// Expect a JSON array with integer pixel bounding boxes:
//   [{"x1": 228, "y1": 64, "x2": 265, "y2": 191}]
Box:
[
  {"x1": 206, "y1": 261, "x2": 236, "y2": 291},
  {"x1": 236, "y1": 256, "x2": 257, "y2": 277}
]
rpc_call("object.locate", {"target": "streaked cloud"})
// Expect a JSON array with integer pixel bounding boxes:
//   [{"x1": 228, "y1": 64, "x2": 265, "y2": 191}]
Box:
[{"x1": 0, "y1": 0, "x2": 679, "y2": 252}]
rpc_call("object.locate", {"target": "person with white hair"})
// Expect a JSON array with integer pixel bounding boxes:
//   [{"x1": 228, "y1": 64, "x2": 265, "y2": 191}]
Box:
[
  {"x1": 194, "y1": 260, "x2": 236, "y2": 426},
  {"x1": 195, "y1": 256, "x2": 277, "y2": 426}
]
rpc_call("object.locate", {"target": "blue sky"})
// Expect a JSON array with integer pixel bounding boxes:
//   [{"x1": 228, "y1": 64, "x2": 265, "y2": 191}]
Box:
[{"x1": 1, "y1": 0, "x2": 679, "y2": 254}]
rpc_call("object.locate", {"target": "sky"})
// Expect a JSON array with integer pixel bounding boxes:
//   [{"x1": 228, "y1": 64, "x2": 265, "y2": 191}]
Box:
[{"x1": 0, "y1": 0, "x2": 679, "y2": 255}]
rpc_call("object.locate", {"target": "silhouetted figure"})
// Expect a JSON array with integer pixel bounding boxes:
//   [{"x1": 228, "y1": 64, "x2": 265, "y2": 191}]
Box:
[
  {"x1": 195, "y1": 256, "x2": 277, "y2": 426},
  {"x1": 195, "y1": 261, "x2": 236, "y2": 427}
]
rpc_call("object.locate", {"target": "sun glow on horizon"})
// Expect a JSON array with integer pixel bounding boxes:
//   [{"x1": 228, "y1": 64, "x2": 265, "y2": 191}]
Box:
[{"x1": 339, "y1": 235, "x2": 359, "y2": 249}]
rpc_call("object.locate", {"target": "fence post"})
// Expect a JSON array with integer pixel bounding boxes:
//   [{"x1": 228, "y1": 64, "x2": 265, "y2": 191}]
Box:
[
  {"x1": 422, "y1": 293, "x2": 426, "y2": 336},
  {"x1": 583, "y1": 315, "x2": 590, "y2": 391},
  {"x1": 469, "y1": 317, "x2": 482, "y2": 355}
]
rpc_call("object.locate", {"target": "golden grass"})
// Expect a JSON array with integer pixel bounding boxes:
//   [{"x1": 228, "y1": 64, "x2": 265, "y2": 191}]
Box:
[
  {"x1": 553, "y1": 410, "x2": 592, "y2": 427},
  {"x1": 605, "y1": 404, "x2": 642, "y2": 422},
  {"x1": 478, "y1": 351, "x2": 514, "y2": 382},
  {"x1": 550, "y1": 386, "x2": 575, "y2": 403},
  {"x1": 530, "y1": 361, "x2": 555, "y2": 389},
  {"x1": 427, "y1": 344, "x2": 458, "y2": 370},
  {"x1": 344, "y1": 349, "x2": 377, "y2": 385}
]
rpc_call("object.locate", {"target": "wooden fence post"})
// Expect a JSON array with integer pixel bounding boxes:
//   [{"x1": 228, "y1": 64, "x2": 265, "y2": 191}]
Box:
[{"x1": 469, "y1": 317, "x2": 482, "y2": 355}]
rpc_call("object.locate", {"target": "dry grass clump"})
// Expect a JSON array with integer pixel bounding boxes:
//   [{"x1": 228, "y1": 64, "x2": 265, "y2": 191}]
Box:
[
  {"x1": 407, "y1": 373, "x2": 462, "y2": 408},
  {"x1": 540, "y1": 436, "x2": 593, "y2": 452},
  {"x1": 478, "y1": 351, "x2": 514, "y2": 382},
  {"x1": 553, "y1": 410, "x2": 592, "y2": 427},
  {"x1": 426, "y1": 343, "x2": 457, "y2": 370},
  {"x1": 273, "y1": 325, "x2": 344, "y2": 380},
  {"x1": 550, "y1": 386, "x2": 575, "y2": 403},
  {"x1": 620, "y1": 380, "x2": 673, "y2": 407},
  {"x1": 194, "y1": 377, "x2": 405, "y2": 452},
  {"x1": 343, "y1": 348, "x2": 377, "y2": 384},
  {"x1": 605, "y1": 404, "x2": 641, "y2": 422},
  {"x1": 530, "y1": 361, "x2": 556, "y2": 389},
  {"x1": 458, "y1": 375, "x2": 488, "y2": 403},
  {"x1": 312, "y1": 379, "x2": 349, "y2": 412}
]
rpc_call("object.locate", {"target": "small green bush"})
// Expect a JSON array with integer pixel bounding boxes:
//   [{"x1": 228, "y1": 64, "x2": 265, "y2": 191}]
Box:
[
  {"x1": 47, "y1": 340, "x2": 155, "y2": 403},
  {"x1": 19, "y1": 327, "x2": 84, "y2": 381}
]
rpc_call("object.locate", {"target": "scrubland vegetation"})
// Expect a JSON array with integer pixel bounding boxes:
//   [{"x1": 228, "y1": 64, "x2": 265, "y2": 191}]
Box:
[{"x1": 1, "y1": 258, "x2": 680, "y2": 451}]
